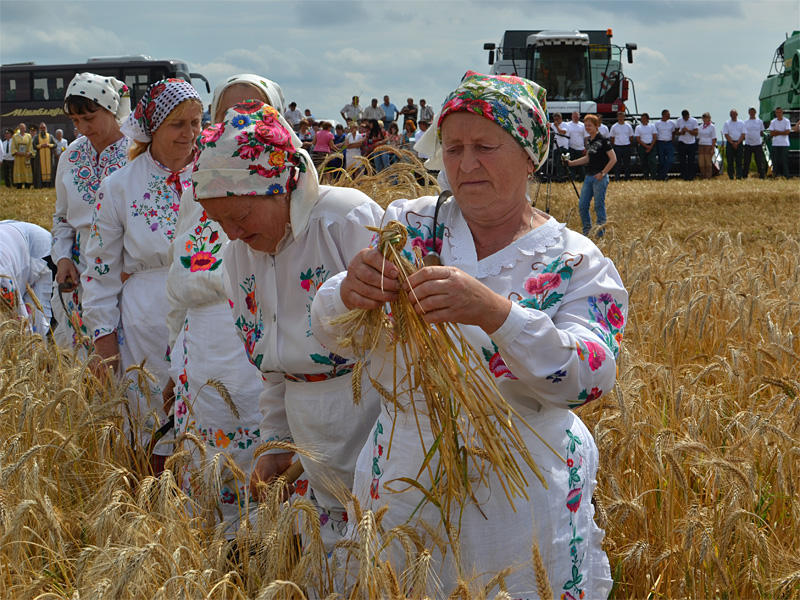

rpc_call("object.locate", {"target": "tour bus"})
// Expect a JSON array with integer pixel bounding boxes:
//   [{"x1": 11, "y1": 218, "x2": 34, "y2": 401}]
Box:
[{"x1": 0, "y1": 56, "x2": 210, "y2": 140}]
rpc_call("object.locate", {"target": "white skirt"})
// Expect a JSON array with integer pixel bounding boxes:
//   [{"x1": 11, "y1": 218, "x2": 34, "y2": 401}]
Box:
[
  {"x1": 283, "y1": 372, "x2": 381, "y2": 549},
  {"x1": 119, "y1": 267, "x2": 172, "y2": 456},
  {"x1": 351, "y1": 399, "x2": 613, "y2": 599},
  {"x1": 171, "y1": 301, "x2": 264, "y2": 533}
]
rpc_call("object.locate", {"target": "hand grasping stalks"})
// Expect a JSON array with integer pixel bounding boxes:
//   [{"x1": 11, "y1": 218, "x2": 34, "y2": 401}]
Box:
[{"x1": 329, "y1": 220, "x2": 561, "y2": 543}]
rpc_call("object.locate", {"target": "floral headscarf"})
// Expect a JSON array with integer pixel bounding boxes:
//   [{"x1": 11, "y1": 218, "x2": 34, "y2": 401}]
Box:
[
  {"x1": 415, "y1": 70, "x2": 550, "y2": 168},
  {"x1": 192, "y1": 101, "x2": 320, "y2": 238},
  {"x1": 121, "y1": 78, "x2": 200, "y2": 143},
  {"x1": 210, "y1": 74, "x2": 286, "y2": 121},
  {"x1": 65, "y1": 72, "x2": 132, "y2": 125}
]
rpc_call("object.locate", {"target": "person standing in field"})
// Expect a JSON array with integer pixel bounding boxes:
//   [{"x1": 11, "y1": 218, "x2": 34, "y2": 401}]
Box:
[
  {"x1": 81, "y1": 79, "x2": 202, "y2": 474},
  {"x1": 312, "y1": 71, "x2": 627, "y2": 597},
  {"x1": 566, "y1": 110, "x2": 587, "y2": 178},
  {"x1": 51, "y1": 73, "x2": 132, "y2": 351},
  {"x1": 53, "y1": 129, "x2": 68, "y2": 164},
  {"x1": 1, "y1": 129, "x2": 14, "y2": 187},
  {"x1": 768, "y1": 107, "x2": 791, "y2": 178},
  {"x1": 696, "y1": 113, "x2": 717, "y2": 180},
  {"x1": 567, "y1": 113, "x2": 617, "y2": 237},
  {"x1": 609, "y1": 111, "x2": 633, "y2": 181},
  {"x1": 742, "y1": 107, "x2": 766, "y2": 179},
  {"x1": 722, "y1": 109, "x2": 746, "y2": 179},
  {"x1": 634, "y1": 112, "x2": 657, "y2": 180},
  {"x1": 675, "y1": 109, "x2": 699, "y2": 180},
  {"x1": 654, "y1": 109, "x2": 677, "y2": 180},
  {"x1": 11, "y1": 123, "x2": 33, "y2": 189},
  {"x1": 32, "y1": 122, "x2": 56, "y2": 188}
]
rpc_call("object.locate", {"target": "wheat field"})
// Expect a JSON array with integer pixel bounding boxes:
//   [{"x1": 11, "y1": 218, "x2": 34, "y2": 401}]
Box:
[{"x1": 0, "y1": 175, "x2": 798, "y2": 598}]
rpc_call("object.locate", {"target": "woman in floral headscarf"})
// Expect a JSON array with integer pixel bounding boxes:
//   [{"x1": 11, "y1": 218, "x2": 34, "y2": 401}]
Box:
[
  {"x1": 311, "y1": 71, "x2": 627, "y2": 597},
  {"x1": 192, "y1": 100, "x2": 382, "y2": 550},
  {"x1": 164, "y1": 74, "x2": 284, "y2": 533},
  {"x1": 81, "y1": 79, "x2": 202, "y2": 471},
  {"x1": 51, "y1": 72, "x2": 132, "y2": 350}
]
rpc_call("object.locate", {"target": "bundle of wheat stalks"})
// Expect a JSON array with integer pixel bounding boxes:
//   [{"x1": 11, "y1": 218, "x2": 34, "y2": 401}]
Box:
[{"x1": 331, "y1": 220, "x2": 559, "y2": 546}]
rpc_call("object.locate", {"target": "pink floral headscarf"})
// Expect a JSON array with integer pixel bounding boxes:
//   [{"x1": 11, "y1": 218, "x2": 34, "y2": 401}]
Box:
[
  {"x1": 416, "y1": 70, "x2": 550, "y2": 169},
  {"x1": 192, "y1": 101, "x2": 320, "y2": 237}
]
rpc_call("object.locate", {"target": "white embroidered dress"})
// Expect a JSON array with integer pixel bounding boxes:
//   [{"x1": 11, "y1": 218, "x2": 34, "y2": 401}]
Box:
[
  {"x1": 222, "y1": 185, "x2": 383, "y2": 547},
  {"x1": 51, "y1": 134, "x2": 130, "y2": 348},
  {"x1": 311, "y1": 196, "x2": 628, "y2": 598},
  {"x1": 165, "y1": 190, "x2": 263, "y2": 532},
  {"x1": 0, "y1": 220, "x2": 53, "y2": 336},
  {"x1": 81, "y1": 149, "x2": 189, "y2": 455}
]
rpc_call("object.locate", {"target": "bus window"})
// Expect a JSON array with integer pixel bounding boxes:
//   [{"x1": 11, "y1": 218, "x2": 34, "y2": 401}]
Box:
[
  {"x1": 123, "y1": 69, "x2": 152, "y2": 105},
  {"x1": 2, "y1": 72, "x2": 30, "y2": 102},
  {"x1": 32, "y1": 72, "x2": 68, "y2": 101}
]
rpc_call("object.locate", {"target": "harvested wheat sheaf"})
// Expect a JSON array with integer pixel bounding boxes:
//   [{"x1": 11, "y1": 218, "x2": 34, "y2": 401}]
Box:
[{"x1": 0, "y1": 177, "x2": 798, "y2": 599}]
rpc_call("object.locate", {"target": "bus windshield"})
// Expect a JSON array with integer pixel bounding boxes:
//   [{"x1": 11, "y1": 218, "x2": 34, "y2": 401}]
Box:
[{"x1": 530, "y1": 45, "x2": 591, "y2": 101}]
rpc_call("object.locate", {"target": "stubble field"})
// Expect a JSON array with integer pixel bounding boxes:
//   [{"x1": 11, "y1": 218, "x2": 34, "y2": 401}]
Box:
[{"x1": 0, "y1": 176, "x2": 799, "y2": 599}]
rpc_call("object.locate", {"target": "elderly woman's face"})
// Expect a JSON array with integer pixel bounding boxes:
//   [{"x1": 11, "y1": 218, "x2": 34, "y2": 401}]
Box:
[
  {"x1": 441, "y1": 112, "x2": 532, "y2": 213},
  {"x1": 200, "y1": 194, "x2": 291, "y2": 253}
]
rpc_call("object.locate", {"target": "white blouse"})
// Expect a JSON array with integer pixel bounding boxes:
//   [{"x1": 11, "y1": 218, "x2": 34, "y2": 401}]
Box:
[
  {"x1": 313, "y1": 196, "x2": 628, "y2": 412},
  {"x1": 81, "y1": 149, "x2": 191, "y2": 340},
  {"x1": 52, "y1": 134, "x2": 131, "y2": 268},
  {"x1": 222, "y1": 185, "x2": 384, "y2": 443}
]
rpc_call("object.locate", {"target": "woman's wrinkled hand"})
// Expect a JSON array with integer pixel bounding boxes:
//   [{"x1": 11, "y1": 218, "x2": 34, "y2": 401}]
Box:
[
  {"x1": 403, "y1": 265, "x2": 512, "y2": 334},
  {"x1": 339, "y1": 248, "x2": 401, "y2": 310},
  {"x1": 249, "y1": 452, "x2": 296, "y2": 502},
  {"x1": 55, "y1": 257, "x2": 80, "y2": 290}
]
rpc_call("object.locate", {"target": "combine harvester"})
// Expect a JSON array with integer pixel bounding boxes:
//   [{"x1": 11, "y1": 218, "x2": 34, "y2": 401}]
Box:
[
  {"x1": 759, "y1": 30, "x2": 800, "y2": 176},
  {"x1": 483, "y1": 29, "x2": 638, "y2": 121}
]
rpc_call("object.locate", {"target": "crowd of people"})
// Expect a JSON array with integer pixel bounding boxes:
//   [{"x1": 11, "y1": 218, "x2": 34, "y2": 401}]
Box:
[
  {"x1": 2, "y1": 123, "x2": 70, "y2": 189},
  {"x1": 550, "y1": 107, "x2": 797, "y2": 184},
  {"x1": 4, "y1": 67, "x2": 796, "y2": 597}
]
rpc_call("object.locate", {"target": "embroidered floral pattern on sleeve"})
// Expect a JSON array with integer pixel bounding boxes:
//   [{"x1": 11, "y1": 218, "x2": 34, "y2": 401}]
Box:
[
  {"x1": 180, "y1": 210, "x2": 222, "y2": 272},
  {"x1": 130, "y1": 173, "x2": 185, "y2": 241},
  {"x1": 515, "y1": 253, "x2": 583, "y2": 312},
  {"x1": 301, "y1": 264, "x2": 331, "y2": 337},
  {"x1": 234, "y1": 274, "x2": 264, "y2": 370},
  {"x1": 587, "y1": 293, "x2": 625, "y2": 359},
  {"x1": 562, "y1": 429, "x2": 587, "y2": 600},
  {"x1": 481, "y1": 341, "x2": 518, "y2": 379},
  {"x1": 402, "y1": 210, "x2": 446, "y2": 263}
]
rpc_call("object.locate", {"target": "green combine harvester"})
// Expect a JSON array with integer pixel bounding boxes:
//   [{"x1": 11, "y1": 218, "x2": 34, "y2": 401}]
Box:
[{"x1": 759, "y1": 30, "x2": 799, "y2": 176}]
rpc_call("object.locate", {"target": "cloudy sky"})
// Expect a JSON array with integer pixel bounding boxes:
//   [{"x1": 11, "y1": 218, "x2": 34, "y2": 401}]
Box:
[{"x1": 1, "y1": 0, "x2": 797, "y2": 126}]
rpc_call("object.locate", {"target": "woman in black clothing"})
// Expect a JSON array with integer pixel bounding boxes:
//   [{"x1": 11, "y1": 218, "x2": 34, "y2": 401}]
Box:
[{"x1": 567, "y1": 114, "x2": 617, "y2": 238}]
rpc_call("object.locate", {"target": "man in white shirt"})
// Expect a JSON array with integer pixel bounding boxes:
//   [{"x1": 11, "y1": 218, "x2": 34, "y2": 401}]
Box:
[
  {"x1": 722, "y1": 109, "x2": 746, "y2": 179},
  {"x1": 634, "y1": 113, "x2": 657, "y2": 180},
  {"x1": 768, "y1": 106, "x2": 791, "y2": 177},
  {"x1": 742, "y1": 107, "x2": 766, "y2": 179},
  {"x1": 610, "y1": 111, "x2": 634, "y2": 181},
  {"x1": 53, "y1": 129, "x2": 68, "y2": 165},
  {"x1": 598, "y1": 121, "x2": 610, "y2": 138},
  {"x1": 550, "y1": 112, "x2": 570, "y2": 181},
  {"x1": 362, "y1": 98, "x2": 385, "y2": 121},
  {"x1": 340, "y1": 96, "x2": 362, "y2": 124},
  {"x1": 1, "y1": 129, "x2": 14, "y2": 187},
  {"x1": 565, "y1": 110, "x2": 587, "y2": 178},
  {"x1": 655, "y1": 109, "x2": 678, "y2": 180},
  {"x1": 675, "y1": 109, "x2": 699, "y2": 180},
  {"x1": 284, "y1": 102, "x2": 302, "y2": 130},
  {"x1": 381, "y1": 95, "x2": 399, "y2": 126}
]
